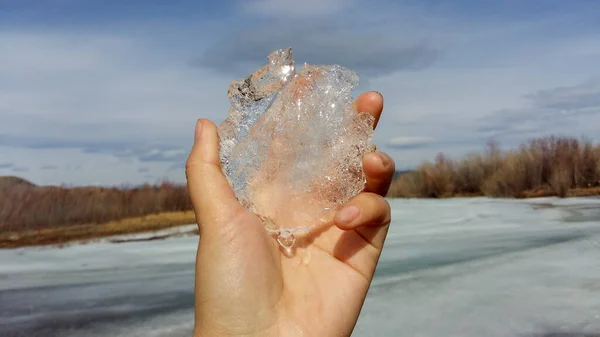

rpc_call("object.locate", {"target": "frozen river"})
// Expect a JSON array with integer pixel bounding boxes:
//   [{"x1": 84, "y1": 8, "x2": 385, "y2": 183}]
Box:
[{"x1": 1, "y1": 198, "x2": 600, "y2": 337}]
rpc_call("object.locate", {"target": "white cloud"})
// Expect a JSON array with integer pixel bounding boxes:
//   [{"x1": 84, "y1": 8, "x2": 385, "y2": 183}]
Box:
[
  {"x1": 0, "y1": 146, "x2": 182, "y2": 186},
  {"x1": 370, "y1": 15, "x2": 600, "y2": 162},
  {"x1": 0, "y1": 30, "x2": 232, "y2": 184},
  {"x1": 2, "y1": 3, "x2": 600, "y2": 185},
  {"x1": 525, "y1": 77, "x2": 600, "y2": 111},
  {"x1": 387, "y1": 137, "x2": 437, "y2": 149},
  {"x1": 240, "y1": 0, "x2": 353, "y2": 17},
  {"x1": 476, "y1": 77, "x2": 600, "y2": 142}
]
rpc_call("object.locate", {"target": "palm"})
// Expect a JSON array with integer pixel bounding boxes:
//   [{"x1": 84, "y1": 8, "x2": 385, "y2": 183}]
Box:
[
  {"x1": 194, "y1": 200, "x2": 386, "y2": 337},
  {"x1": 277, "y1": 221, "x2": 384, "y2": 337}
]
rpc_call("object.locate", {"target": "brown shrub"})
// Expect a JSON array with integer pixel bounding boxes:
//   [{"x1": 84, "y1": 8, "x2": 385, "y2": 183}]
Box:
[
  {"x1": 481, "y1": 152, "x2": 528, "y2": 197},
  {"x1": 549, "y1": 166, "x2": 572, "y2": 198},
  {"x1": 453, "y1": 154, "x2": 485, "y2": 194},
  {"x1": 419, "y1": 153, "x2": 455, "y2": 198},
  {"x1": 0, "y1": 179, "x2": 192, "y2": 232},
  {"x1": 388, "y1": 136, "x2": 600, "y2": 198},
  {"x1": 387, "y1": 172, "x2": 422, "y2": 198}
]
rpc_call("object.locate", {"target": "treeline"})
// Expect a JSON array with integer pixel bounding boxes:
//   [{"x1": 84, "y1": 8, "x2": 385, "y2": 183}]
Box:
[
  {"x1": 388, "y1": 136, "x2": 600, "y2": 198},
  {"x1": 0, "y1": 180, "x2": 191, "y2": 232},
  {"x1": 2, "y1": 135, "x2": 598, "y2": 234}
]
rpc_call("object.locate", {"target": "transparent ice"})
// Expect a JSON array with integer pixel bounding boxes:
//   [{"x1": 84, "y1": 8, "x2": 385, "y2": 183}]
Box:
[{"x1": 218, "y1": 48, "x2": 375, "y2": 247}]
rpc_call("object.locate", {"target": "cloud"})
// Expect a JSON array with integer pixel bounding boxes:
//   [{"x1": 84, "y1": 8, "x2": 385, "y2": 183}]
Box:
[
  {"x1": 40, "y1": 165, "x2": 58, "y2": 170},
  {"x1": 12, "y1": 166, "x2": 29, "y2": 173},
  {"x1": 0, "y1": 162, "x2": 13, "y2": 169},
  {"x1": 166, "y1": 161, "x2": 185, "y2": 173},
  {"x1": 478, "y1": 78, "x2": 600, "y2": 139},
  {"x1": 138, "y1": 167, "x2": 149, "y2": 173},
  {"x1": 0, "y1": 133, "x2": 127, "y2": 151},
  {"x1": 0, "y1": 133, "x2": 190, "y2": 164},
  {"x1": 240, "y1": 0, "x2": 353, "y2": 18},
  {"x1": 67, "y1": 164, "x2": 82, "y2": 171},
  {"x1": 2, "y1": 1, "x2": 600, "y2": 185},
  {"x1": 525, "y1": 77, "x2": 600, "y2": 112},
  {"x1": 0, "y1": 31, "x2": 223, "y2": 170},
  {"x1": 136, "y1": 148, "x2": 188, "y2": 162},
  {"x1": 386, "y1": 136, "x2": 437, "y2": 150},
  {"x1": 193, "y1": 21, "x2": 437, "y2": 78}
]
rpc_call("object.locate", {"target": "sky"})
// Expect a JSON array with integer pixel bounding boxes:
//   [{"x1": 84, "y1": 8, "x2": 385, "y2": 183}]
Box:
[{"x1": 1, "y1": 0, "x2": 600, "y2": 186}]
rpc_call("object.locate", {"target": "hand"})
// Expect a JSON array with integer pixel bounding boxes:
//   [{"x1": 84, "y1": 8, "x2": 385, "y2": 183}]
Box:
[{"x1": 186, "y1": 91, "x2": 395, "y2": 337}]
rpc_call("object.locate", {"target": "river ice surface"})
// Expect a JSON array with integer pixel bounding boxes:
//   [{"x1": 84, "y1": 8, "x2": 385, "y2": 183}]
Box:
[{"x1": 1, "y1": 197, "x2": 599, "y2": 337}]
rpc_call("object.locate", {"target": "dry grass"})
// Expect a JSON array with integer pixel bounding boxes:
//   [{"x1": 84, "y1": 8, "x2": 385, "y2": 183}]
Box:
[
  {"x1": 0, "y1": 178, "x2": 195, "y2": 247},
  {"x1": 388, "y1": 136, "x2": 600, "y2": 199},
  {"x1": 0, "y1": 211, "x2": 197, "y2": 248},
  {"x1": 0, "y1": 180, "x2": 192, "y2": 232}
]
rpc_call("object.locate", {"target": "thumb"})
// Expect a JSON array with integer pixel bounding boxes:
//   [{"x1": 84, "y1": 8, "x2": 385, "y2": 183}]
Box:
[{"x1": 186, "y1": 119, "x2": 242, "y2": 234}]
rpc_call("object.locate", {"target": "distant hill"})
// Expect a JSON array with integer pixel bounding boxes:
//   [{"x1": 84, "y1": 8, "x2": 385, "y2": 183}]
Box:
[{"x1": 0, "y1": 176, "x2": 37, "y2": 191}]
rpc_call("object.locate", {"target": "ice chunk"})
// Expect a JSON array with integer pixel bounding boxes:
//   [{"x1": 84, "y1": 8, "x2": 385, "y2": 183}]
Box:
[{"x1": 218, "y1": 48, "x2": 375, "y2": 244}]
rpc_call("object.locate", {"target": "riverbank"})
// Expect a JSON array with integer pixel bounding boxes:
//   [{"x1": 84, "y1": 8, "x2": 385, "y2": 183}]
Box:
[
  {"x1": 3, "y1": 192, "x2": 600, "y2": 249},
  {"x1": 0, "y1": 211, "x2": 197, "y2": 248},
  {"x1": 388, "y1": 136, "x2": 600, "y2": 198},
  {"x1": 399, "y1": 186, "x2": 600, "y2": 199}
]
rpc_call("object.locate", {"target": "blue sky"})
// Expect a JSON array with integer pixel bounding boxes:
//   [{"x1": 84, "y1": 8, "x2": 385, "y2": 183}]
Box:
[{"x1": 1, "y1": 0, "x2": 599, "y2": 186}]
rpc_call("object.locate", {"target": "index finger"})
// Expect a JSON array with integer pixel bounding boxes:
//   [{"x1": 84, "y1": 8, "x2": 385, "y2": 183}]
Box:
[{"x1": 355, "y1": 91, "x2": 384, "y2": 129}]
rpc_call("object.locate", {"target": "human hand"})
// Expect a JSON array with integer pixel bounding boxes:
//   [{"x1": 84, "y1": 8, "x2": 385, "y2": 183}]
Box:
[{"x1": 186, "y1": 91, "x2": 395, "y2": 337}]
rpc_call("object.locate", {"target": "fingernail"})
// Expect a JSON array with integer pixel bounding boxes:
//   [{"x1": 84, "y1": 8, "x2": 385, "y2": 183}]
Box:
[
  {"x1": 335, "y1": 205, "x2": 360, "y2": 226},
  {"x1": 194, "y1": 119, "x2": 203, "y2": 142}
]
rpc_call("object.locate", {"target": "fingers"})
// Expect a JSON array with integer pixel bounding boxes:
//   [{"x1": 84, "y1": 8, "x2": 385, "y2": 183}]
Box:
[
  {"x1": 355, "y1": 91, "x2": 384, "y2": 129},
  {"x1": 333, "y1": 192, "x2": 391, "y2": 249},
  {"x1": 356, "y1": 92, "x2": 394, "y2": 195},
  {"x1": 186, "y1": 119, "x2": 241, "y2": 231},
  {"x1": 363, "y1": 151, "x2": 396, "y2": 196}
]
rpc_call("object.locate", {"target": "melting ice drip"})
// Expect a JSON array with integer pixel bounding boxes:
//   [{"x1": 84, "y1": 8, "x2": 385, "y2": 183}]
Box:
[{"x1": 218, "y1": 48, "x2": 375, "y2": 249}]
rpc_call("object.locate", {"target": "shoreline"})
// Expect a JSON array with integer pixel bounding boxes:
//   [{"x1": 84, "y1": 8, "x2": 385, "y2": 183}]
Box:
[
  {"x1": 2, "y1": 189, "x2": 599, "y2": 249},
  {"x1": 388, "y1": 186, "x2": 600, "y2": 199},
  {"x1": 0, "y1": 211, "x2": 198, "y2": 249}
]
